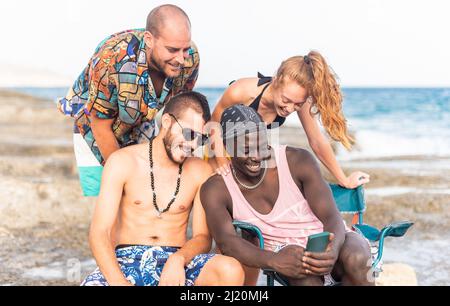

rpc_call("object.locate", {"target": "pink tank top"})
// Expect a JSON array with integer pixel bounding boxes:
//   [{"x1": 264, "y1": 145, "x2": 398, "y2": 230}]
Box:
[{"x1": 222, "y1": 145, "x2": 324, "y2": 251}]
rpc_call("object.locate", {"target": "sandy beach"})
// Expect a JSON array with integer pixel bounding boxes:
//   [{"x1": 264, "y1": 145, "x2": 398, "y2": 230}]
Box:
[{"x1": 0, "y1": 90, "x2": 449, "y2": 285}]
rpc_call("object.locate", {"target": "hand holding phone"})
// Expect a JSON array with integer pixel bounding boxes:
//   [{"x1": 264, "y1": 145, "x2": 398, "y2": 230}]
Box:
[
  {"x1": 306, "y1": 232, "x2": 331, "y2": 253},
  {"x1": 303, "y1": 232, "x2": 336, "y2": 276}
]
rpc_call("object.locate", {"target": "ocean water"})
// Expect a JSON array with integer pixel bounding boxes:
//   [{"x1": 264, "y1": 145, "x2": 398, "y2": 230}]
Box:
[{"x1": 8, "y1": 86, "x2": 450, "y2": 160}]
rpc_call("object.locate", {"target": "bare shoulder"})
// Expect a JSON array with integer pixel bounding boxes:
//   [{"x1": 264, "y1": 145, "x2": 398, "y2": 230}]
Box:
[
  {"x1": 184, "y1": 157, "x2": 214, "y2": 181},
  {"x1": 224, "y1": 77, "x2": 259, "y2": 103},
  {"x1": 285, "y1": 146, "x2": 315, "y2": 162},
  {"x1": 185, "y1": 156, "x2": 212, "y2": 171},
  {"x1": 200, "y1": 174, "x2": 231, "y2": 206},
  {"x1": 105, "y1": 144, "x2": 140, "y2": 171},
  {"x1": 202, "y1": 173, "x2": 227, "y2": 191},
  {"x1": 230, "y1": 77, "x2": 259, "y2": 89},
  {"x1": 285, "y1": 146, "x2": 320, "y2": 177}
]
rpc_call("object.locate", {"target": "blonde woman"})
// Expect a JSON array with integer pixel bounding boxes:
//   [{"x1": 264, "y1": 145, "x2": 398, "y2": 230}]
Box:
[{"x1": 210, "y1": 51, "x2": 369, "y2": 189}]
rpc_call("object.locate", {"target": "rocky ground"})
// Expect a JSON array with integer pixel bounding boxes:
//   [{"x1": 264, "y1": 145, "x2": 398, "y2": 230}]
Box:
[{"x1": 0, "y1": 90, "x2": 448, "y2": 285}]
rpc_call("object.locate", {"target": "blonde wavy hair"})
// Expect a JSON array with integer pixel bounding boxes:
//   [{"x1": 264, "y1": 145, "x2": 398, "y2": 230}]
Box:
[{"x1": 273, "y1": 51, "x2": 354, "y2": 150}]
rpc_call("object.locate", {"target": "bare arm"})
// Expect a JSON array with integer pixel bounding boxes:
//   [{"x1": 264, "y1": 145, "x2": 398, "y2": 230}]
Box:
[
  {"x1": 297, "y1": 105, "x2": 370, "y2": 188},
  {"x1": 200, "y1": 176, "x2": 276, "y2": 269},
  {"x1": 288, "y1": 147, "x2": 346, "y2": 256},
  {"x1": 89, "y1": 110, "x2": 120, "y2": 163},
  {"x1": 88, "y1": 151, "x2": 130, "y2": 285},
  {"x1": 297, "y1": 105, "x2": 351, "y2": 186}
]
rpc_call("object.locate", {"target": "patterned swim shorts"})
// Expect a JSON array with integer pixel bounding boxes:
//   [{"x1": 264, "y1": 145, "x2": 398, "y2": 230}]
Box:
[{"x1": 81, "y1": 245, "x2": 215, "y2": 286}]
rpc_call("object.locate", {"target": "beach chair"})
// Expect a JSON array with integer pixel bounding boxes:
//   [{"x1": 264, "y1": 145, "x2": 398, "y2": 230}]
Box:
[{"x1": 232, "y1": 184, "x2": 414, "y2": 286}]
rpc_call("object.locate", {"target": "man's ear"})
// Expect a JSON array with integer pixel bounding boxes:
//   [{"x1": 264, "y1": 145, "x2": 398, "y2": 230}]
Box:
[
  {"x1": 161, "y1": 113, "x2": 172, "y2": 131},
  {"x1": 144, "y1": 31, "x2": 154, "y2": 49}
]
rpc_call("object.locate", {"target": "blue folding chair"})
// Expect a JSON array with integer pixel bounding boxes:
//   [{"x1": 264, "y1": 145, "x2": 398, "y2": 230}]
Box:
[{"x1": 232, "y1": 184, "x2": 414, "y2": 286}]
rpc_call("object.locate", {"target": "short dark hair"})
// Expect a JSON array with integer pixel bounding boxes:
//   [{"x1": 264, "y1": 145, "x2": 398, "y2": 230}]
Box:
[
  {"x1": 146, "y1": 4, "x2": 191, "y2": 37},
  {"x1": 163, "y1": 91, "x2": 211, "y2": 123}
]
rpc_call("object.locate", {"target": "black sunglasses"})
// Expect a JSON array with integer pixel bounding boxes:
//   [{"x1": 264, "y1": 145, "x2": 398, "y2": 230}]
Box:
[{"x1": 168, "y1": 113, "x2": 209, "y2": 146}]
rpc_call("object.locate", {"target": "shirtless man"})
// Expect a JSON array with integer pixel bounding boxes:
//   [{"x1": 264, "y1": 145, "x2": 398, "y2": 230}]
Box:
[
  {"x1": 200, "y1": 105, "x2": 373, "y2": 286},
  {"x1": 82, "y1": 92, "x2": 244, "y2": 286}
]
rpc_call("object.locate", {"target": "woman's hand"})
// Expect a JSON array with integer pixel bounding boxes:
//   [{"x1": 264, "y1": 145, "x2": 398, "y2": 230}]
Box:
[
  {"x1": 215, "y1": 156, "x2": 231, "y2": 176},
  {"x1": 342, "y1": 171, "x2": 370, "y2": 189}
]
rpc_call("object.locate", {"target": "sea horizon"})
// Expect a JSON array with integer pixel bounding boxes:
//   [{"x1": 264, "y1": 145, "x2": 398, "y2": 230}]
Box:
[{"x1": 4, "y1": 86, "x2": 449, "y2": 161}]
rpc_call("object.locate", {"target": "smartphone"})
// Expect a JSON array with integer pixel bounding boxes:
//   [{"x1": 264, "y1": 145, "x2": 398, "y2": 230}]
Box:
[{"x1": 306, "y1": 232, "x2": 331, "y2": 252}]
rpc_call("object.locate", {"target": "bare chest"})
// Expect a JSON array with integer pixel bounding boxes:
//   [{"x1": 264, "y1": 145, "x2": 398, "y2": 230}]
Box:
[{"x1": 122, "y1": 168, "x2": 197, "y2": 217}]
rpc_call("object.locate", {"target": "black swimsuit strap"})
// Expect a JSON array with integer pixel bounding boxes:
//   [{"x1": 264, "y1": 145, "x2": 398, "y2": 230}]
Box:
[
  {"x1": 268, "y1": 115, "x2": 286, "y2": 129},
  {"x1": 257, "y1": 72, "x2": 273, "y2": 86},
  {"x1": 251, "y1": 73, "x2": 287, "y2": 128},
  {"x1": 229, "y1": 72, "x2": 271, "y2": 87},
  {"x1": 229, "y1": 72, "x2": 286, "y2": 128},
  {"x1": 250, "y1": 73, "x2": 272, "y2": 111}
]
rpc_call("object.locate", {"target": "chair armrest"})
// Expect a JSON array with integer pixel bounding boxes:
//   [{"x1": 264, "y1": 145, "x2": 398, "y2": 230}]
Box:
[
  {"x1": 232, "y1": 220, "x2": 265, "y2": 249},
  {"x1": 372, "y1": 221, "x2": 414, "y2": 268},
  {"x1": 263, "y1": 269, "x2": 289, "y2": 286},
  {"x1": 380, "y1": 221, "x2": 414, "y2": 238},
  {"x1": 353, "y1": 224, "x2": 381, "y2": 241}
]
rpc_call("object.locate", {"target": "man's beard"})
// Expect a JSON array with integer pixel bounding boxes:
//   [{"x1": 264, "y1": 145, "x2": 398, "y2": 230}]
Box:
[
  {"x1": 162, "y1": 129, "x2": 190, "y2": 164},
  {"x1": 163, "y1": 131, "x2": 178, "y2": 164},
  {"x1": 149, "y1": 53, "x2": 183, "y2": 77},
  {"x1": 149, "y1": 53, "x2": 166, "y2": 75}
]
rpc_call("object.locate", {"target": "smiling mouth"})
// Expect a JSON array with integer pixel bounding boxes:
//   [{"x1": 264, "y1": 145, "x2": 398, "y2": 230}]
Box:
[
  {"x1": 279, "y1": 107, "x2": 289, "y2": 116},
  {"x1": 245, "y1": 161, "x2": 262, "y2": 172},
  {"x1": 169, "y1": 63, "x2": 183, "y2": 70}
]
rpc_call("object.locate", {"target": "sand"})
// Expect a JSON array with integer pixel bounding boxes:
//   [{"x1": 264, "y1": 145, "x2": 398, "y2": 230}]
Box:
[{"x1": 0, "y1": 90, "x2": 448, "y2": 285}]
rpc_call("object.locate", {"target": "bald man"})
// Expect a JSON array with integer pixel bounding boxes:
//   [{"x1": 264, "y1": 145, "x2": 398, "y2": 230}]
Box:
[{"x1": 57, "y1": 4, "x2": 200, "y2": 196}]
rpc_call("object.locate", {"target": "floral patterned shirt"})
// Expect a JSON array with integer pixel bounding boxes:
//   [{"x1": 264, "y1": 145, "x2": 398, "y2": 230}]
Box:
[{"x1": 58, "y1": 28, "x2": 199, "y2": 164}]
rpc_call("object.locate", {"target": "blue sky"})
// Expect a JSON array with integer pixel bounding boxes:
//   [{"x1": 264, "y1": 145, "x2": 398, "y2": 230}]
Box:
[{"x1": 0, "y1": 0, "x2": 449, "y2": 87}]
